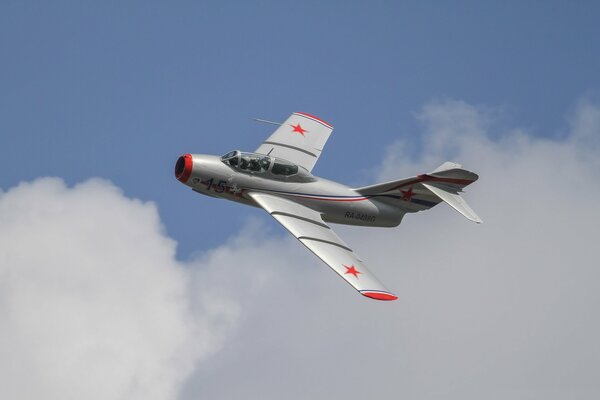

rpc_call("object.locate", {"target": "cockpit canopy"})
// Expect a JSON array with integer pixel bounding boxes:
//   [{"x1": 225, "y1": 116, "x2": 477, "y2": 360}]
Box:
[{"x1": 221, "y1": 150, "x2": 307, "y2": 178}]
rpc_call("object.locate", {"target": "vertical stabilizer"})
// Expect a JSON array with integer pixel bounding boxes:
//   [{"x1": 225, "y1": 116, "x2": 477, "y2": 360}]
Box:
[{"x1": 354, "y1": 161, "x2": 482, "y2": 223}]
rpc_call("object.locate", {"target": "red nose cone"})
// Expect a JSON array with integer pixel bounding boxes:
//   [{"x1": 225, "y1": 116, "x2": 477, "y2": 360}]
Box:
[{"x1": 175, "y1": 154, "x2": 193, "y2": 183}]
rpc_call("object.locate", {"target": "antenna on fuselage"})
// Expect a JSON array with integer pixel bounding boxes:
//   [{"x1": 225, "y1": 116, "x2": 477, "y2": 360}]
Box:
[{"x1": 252, "y1": 118, "x2": 282, "y2": 126}]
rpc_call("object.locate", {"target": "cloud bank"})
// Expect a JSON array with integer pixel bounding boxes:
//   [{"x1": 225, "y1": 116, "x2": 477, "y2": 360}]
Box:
[
  {"x1": 0, "y1": 178, "x2": 238, "y2": 400},
  {"x1": 1, "y1": 98, "x2": 599, "y2": 400}
]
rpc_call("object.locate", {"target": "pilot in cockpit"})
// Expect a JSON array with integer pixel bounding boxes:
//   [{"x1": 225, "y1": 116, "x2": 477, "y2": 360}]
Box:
[
  {"x1": 239, "y1": 155, "x2": 250, "y2": 170},
  {"x1": 249, "y1": 159, "x2": 261, "y2": 172}
]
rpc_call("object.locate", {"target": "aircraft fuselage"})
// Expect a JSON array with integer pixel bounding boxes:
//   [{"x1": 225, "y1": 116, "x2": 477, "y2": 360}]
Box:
[{"x1": 176, "y1": 153, "x2": 403, "y2": 227}]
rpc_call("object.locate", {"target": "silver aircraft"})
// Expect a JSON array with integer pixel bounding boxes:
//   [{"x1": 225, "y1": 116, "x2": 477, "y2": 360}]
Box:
[{"x1": 175, "y1": 112, "x2": 481, "y2": 301}]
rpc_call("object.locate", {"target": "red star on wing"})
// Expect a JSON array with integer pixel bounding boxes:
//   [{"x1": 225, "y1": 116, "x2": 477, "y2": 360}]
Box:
[
  {"x1": 290, "y1": 123, "x2": 307, "y2": 136},
  {"x1": 343, "y1": 264, "x2": 361, "y2": 278},
  {"x1": 401, "y1": 186, "x2": 414, "y2": 201}
]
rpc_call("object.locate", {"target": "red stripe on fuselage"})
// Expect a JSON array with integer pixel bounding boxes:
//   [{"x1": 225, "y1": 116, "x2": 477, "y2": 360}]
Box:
[{"x1": 290, "y1": 195, "x2": 368, "y2": 202}]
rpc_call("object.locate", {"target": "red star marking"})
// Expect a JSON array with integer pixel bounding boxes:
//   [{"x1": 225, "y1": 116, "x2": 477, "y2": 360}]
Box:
[
  {"x1": 290, "y1": 123, "x2": 307, "y2": 136},
  {"x1": 344, "y1": 264, "x2": 361, "y2": 278},
  {"x1": 401, "y1": 186, "x2": 414, "y2": 201}
]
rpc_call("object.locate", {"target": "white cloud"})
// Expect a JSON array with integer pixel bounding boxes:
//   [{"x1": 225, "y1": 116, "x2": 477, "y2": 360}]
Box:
[{"x1": 0, "y1": 178, "x2": 237, "y2": 400}]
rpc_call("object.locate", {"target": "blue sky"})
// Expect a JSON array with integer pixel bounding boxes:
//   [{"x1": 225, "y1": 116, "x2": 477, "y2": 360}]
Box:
[{"x1": 2, "y1": 1, "x2": 599, "y2": 255}]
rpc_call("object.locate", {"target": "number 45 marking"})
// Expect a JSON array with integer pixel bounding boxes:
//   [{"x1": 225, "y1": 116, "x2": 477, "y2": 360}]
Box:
[{"x1": 204, "y1": 178, "x2": 227, "y2": 193}]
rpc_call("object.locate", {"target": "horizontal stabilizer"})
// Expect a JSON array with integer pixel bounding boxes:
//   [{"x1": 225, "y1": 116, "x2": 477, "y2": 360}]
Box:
[{"x1": 422, "y1": 182, "x2": 482, "y2": 223}]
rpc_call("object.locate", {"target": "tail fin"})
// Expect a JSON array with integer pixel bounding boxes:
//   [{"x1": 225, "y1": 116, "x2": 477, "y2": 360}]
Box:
[{"x1": 354, "y1": 161, "x2": 482, "y2": 223}]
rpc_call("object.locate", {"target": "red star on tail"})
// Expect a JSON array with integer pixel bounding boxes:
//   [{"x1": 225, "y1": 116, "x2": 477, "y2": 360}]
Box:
[
  {"x1": 344, "y1": 264, "x2": 361, "y2": 278},
  {"x1": 290, "y1": 123, "x2": 307, "y2": 136},
  {"x1": 401, "y1": 187, "x2": 414, "y2": 201}
]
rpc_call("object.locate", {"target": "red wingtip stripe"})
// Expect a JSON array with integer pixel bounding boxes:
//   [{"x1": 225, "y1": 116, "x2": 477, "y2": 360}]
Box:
[
  {"x1": 361, "y1": 291, "x2": 398, "y2": 301},
  {"x1": 294, "y1": 112, "x2": 333, "y2": 129}
]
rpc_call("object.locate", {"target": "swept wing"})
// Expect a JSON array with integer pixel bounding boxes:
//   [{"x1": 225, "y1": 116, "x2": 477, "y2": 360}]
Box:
[
  {"x1": 248, "y1": 192, "x2": 397, "y2": 301},
  {"x1": 255, "y1": 112, "x2": 333, "y2": 172}
]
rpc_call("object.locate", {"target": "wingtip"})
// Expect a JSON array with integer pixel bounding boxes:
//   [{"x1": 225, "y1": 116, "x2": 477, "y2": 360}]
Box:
[
  {"x1": 360, "y1": 291, "x2": 398, "y2": 301},
  {"x1": 293, "y1": 112, "x2": 333, "y2": 129},
  {"x1": 471, "y1": 214, "x2": 483, "y2": 224}
]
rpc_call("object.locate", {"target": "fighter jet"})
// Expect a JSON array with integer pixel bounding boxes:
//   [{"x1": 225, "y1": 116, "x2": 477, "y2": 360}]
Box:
[{"x1": 175, "y1": 112, "x2": 481, "y2": 301}]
